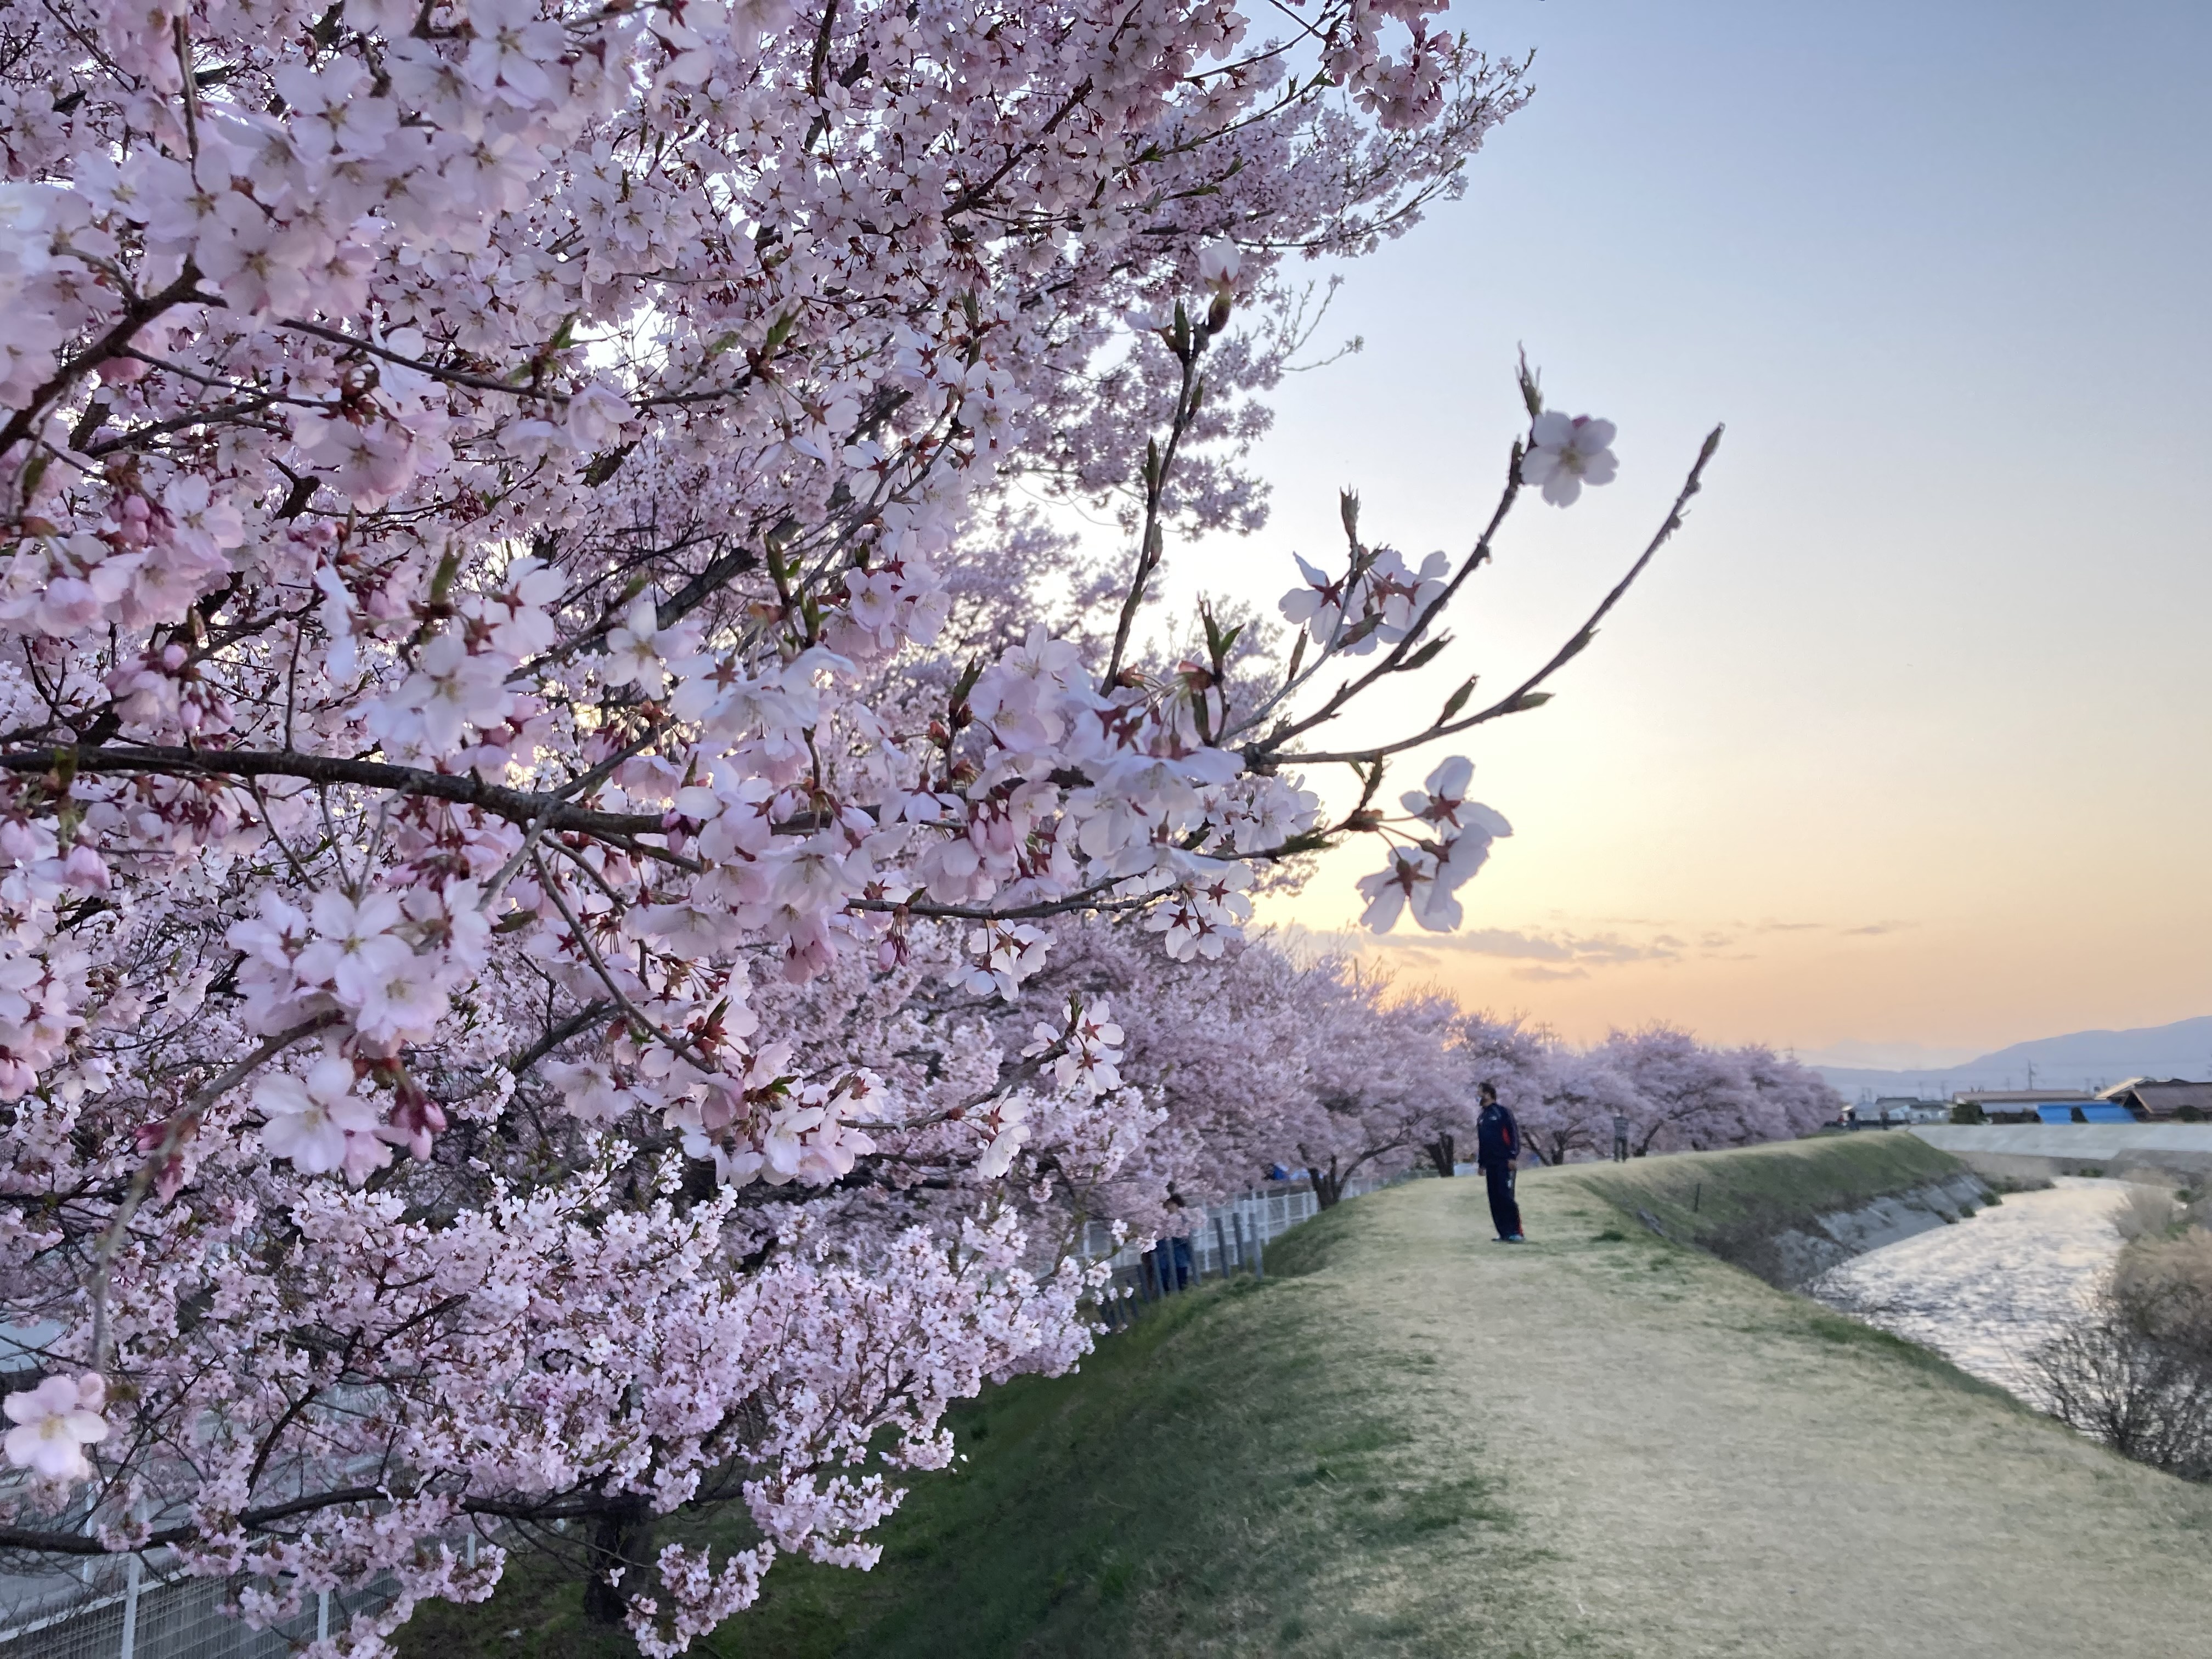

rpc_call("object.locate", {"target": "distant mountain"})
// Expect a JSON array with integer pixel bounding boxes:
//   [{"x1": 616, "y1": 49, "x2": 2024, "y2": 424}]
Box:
[{"x1": 1813, "y1": 1015, "x2": 2212, "y2": 1100}]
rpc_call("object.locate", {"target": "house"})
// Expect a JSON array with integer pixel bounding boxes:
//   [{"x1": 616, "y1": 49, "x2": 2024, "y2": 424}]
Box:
[
  {"x1": 1950, "y1": 1089, "x2": 2109, "y2": 1125},
  {"x1": 1853, "y1": 1096, "x2": 1951, "y2": 1126},
  {"x1": 2096, "y1": 1078, "x2": 2212, "y2": 1122}
]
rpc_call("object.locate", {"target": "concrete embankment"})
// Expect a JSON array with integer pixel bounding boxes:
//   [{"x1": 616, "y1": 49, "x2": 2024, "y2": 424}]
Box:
[
  {"x1": 1577, "y1": 1133, "x2": 1995, "y2": 1287},
  {"x1": 1911, "y1": 1122, "x2": 2212, "y2": 1185}
]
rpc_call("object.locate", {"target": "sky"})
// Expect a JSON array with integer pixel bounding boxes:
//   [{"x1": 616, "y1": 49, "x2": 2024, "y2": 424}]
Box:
[{"x1": 1152, "y1": 0, "x2": 2212, "y2": 1065}]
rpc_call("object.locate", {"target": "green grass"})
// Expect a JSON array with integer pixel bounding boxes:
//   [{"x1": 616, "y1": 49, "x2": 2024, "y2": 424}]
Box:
[{"x1": 401, "y1": 1194, "x2": 1547, "y2": 1659}]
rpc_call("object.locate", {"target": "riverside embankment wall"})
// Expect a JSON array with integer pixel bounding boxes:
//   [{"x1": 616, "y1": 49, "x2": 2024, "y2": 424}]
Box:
[
  {"x1": 1575, "y1": 1135, "x2": 1994, "y2": 1288},
  {"x1": 1910, "y1": 1122, "x2": 2212, "y2": 1185}
]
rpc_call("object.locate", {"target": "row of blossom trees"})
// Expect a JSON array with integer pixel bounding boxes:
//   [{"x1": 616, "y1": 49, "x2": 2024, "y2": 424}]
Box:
[
  {"x1": 999, "y1": 926, "x2": 1468, "y2": 1221},
  {"x1": 1460, "y1": 1012, "x2": 1843, "y2": 1165},
  {"x1": 0, "y1": 0, "x2": 1733, "y2": 1651},
  {"x1": 981, "y1": 926, "x2": 1845, "y2": 1233}
]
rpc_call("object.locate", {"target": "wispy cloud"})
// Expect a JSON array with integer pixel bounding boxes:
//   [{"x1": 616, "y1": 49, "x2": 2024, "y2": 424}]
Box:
[
  {"x1": 1723, "y1": 919, "x2": 1917, "y2": 941},
  {"x1": 1321, "y1": 925, "x2": 1683, "y2": 969},
  {"x1": 1412, "y1": 928, "x2": 1677, "y2": 964},
  {"x1": 1278, "y1": 912, "x2": 1914, "y2": 976}
]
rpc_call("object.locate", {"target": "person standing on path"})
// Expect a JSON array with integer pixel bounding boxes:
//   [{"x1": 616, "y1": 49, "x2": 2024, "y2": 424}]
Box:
[
  {"x1": 1612, "y1": 1110, "x2": 1630, "y2": 1164},
  {"x1": 1475, "y1": 1082, "x2": 1525, "y2": 1242}
]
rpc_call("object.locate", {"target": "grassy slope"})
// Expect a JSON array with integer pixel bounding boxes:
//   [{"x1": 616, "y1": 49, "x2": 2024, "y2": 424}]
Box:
[
  {"x1": 730, "y1": 1205, "x2": 1562, "y2": 1659},
  {"x1": 1576, "y1": 1131, "x2": 1971, "y2": 1267},
  {"x1": 403, "y1": 1204, "x2": 1561, "y2": 1659},
  {"x1": 410, "y1": 1142, "x2": 2212, "y2": 1659}
]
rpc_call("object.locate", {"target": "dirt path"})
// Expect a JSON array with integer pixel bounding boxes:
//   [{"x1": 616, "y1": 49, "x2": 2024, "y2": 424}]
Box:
[{"x1": 1302, "y1": 1167, "x2": 2212, "y2": 1658}]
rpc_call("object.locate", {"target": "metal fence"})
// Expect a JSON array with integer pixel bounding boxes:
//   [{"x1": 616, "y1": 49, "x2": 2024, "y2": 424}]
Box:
[
  {"x1": 1083, "y1": 1171, "x2": 1412, "y2": 1306},
  {"x1": 0, "y1": 1557, "x2": 398, "y2": 1659}
]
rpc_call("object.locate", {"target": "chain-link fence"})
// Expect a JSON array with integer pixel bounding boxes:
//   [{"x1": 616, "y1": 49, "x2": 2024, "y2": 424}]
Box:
[{"x1": 0, "y1": 1558, "x2": 397, "y2": 1659}]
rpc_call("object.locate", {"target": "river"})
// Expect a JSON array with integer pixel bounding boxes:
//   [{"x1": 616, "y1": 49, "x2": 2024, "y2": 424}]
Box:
[{"x1": 1807, "y1": 1177, "x2": 2134, "y2": 1404}]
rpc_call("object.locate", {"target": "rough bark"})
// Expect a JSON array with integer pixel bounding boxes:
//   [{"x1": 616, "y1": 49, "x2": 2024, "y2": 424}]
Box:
[
  {"x1": 582, "y1": 1501, "x2": 658, "y2": 1627},
  {"x1": 1308, "y1": 1159, "x2": 1347, "y2": 1208}
]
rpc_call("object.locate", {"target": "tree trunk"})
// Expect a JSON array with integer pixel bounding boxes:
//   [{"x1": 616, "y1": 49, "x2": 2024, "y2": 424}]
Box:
[
  {"x1": 581, "y1": 1500, "x2": 658, "y2": 1627},
  {"x1": 1308, "y1": 1159, "x2": 1346, "y2": 1207},
  {"x1": 1425, "y1": 1135, "x2": 1456, "y2": 1177}
]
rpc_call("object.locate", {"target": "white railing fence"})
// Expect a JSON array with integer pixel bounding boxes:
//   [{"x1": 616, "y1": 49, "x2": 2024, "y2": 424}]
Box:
[
  {"x1": 0, "y1": 1553, "x2": 400, "y2": 1659},
  {"x1": 1082, "y1": 1169, "x2": 1417, "y2": 1306}
]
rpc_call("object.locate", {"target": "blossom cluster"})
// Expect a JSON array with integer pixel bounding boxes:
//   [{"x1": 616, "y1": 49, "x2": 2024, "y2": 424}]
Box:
[{"x1": 1353, "y1": 755, "x2": 1516, "y2": 934}]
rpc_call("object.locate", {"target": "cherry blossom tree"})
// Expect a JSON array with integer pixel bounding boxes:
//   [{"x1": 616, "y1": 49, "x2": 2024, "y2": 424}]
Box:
[
  {"x1": 1731, "y1": 1043, "x2": 1847, "y2": 1141},
  {"x1": 1589, "y1": 1025, "x2": 1748, "y2": 1156},
  {"x1": 1523, "y1": 1046, "x2": 1643, "y2": 1165},
  {"x1": 986, "y1": 924, "x2": 1466, "y2": 1226},
  {"x1": 0, "y1": 0, "x2": 1730, "y2": 1647},
  {"x1": 1453, "y1": 1015, "x2": 1839, "y2": 1165},
  {"x1": 1291, "y1": 963, "x2": 1460, "y2": 1205},
  {"x1": 992, "y1": 919, "x2": 1315, "y2": 1238},
  {"x1": 1592, "y1": 1025, "x2": 1841, "y2": 1156},
  {"x1": 1353, "y1": 982, "x2": 1470, "y2": 1182}
]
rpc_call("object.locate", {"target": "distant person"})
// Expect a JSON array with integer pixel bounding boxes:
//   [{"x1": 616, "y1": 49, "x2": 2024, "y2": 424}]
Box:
[
  {"x1": 1170, "y1": 1234, "x2": 1195, "y2": 1289},
  {"x1": 1612, "y1": 1111, "x2": 1630, "y2": 1164},
  {"x1": 1475, "y1": 1082, "x2": 1525, "y2": 1243}
]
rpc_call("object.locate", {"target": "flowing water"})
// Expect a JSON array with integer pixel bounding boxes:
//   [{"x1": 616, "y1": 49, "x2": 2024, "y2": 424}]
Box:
[{"x1": 1808, "y1": 1177, "x2": 2135, "y2": 1404}]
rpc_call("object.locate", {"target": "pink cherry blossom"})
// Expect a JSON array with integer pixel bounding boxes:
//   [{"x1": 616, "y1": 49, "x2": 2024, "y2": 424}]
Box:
[
  {"x1": 1357, "y1": 847, "x2": 1438, "y2": 933},
  {"x1": 253, "y1": 1059, "x2": 384, "y2": 1177},
  {"x1": 3, "y1": 1373, "x2": 109, "y2": 1482},
  {"x1": 1521, "y1": 411, "x2": 1621, "y2": 506}
]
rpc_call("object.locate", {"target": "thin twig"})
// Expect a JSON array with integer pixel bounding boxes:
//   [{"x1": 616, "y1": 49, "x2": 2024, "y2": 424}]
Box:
[
  {"x1": 1277, "y1": 425, "x2": 1725, "y2": 766},
  {"x1": 1102, "y1": 326, "x2": 1207, "y2": 690},
  {"x1": 1236, "y1": 443, "x2": 1524, "y2": 751},
  {"x1": 87, "y1": 1012, "x2": 341, "y2": 1373}
]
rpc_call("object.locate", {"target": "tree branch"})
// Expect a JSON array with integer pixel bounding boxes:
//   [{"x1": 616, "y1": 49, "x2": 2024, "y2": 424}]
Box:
[
  {"x1": 0, "y1": 744, "x2": 670, "y2": 842},
  {"x1": 0, "y1": 268, "x2": 211, "y2": 464},
  {"x1": 1275, "y1": 425, "x2": 1725, "y2": 766}
]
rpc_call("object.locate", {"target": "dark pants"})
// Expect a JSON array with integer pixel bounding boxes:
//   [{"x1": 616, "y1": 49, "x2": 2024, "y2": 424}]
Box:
[{"x1": 1483, "y1": 1163, "x2": 1522, "y2": 1239}]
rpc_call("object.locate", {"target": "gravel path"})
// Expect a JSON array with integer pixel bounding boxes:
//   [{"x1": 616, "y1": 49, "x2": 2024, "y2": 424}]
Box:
[{"x1": 1305, "y1": 1165, "x2": 2212, "y2": 1659}]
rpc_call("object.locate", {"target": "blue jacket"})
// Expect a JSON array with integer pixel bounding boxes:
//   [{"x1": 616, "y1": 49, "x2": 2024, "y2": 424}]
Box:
[{"x1": 1475, "y1": 1102, "x2": 1520, "y2": 1170}]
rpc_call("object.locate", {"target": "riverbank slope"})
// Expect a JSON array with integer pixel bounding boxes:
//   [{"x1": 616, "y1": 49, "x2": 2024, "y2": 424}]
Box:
[
  {"x1": 408, "y1": 1149, "x2": 2212, "y2": 1658},
  {"x1": 1578, "y1": 1131, "x2": 1996, "y2": 1285}
]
